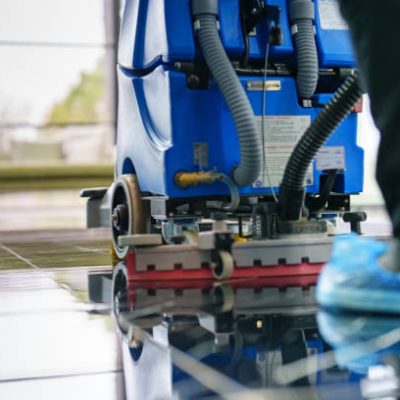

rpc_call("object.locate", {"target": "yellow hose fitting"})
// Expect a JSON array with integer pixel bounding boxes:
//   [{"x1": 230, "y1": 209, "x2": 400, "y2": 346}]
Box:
[{"x1": 175, "y1": 171, "x2": 219, "y2": 188}]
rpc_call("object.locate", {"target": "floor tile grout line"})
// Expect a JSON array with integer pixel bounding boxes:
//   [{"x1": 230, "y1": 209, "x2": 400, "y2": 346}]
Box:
[
  {"x1": 0, "y1": 265, "x2": 111, "y2": 274},
  {"x1": 0, "y1": 244, "x2": 40, "y2": 270},
  {"x1": 0, "y1": 243, "x2": 83, "y2": 298},
  {"x1": 0, "y1": 369, "x2": 123, "y2": 384},
  {"x1": 170, "y1": 345, "x2": 249, "y2": 399},
  {"x1": 74, "y1": 245, "x2": 110, "y2": 255}
]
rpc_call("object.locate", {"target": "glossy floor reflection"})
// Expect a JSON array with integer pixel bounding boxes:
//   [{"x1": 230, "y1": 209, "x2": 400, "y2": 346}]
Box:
[
  {"x1": 101, "y1": 259, "x2": 400, "y2": 400},
  {"x1": 1, "y1": 227, "x2": 400, "y2": 399},
  {"x1": 0, "y1": 229, "x2": 124, "y2": 400}
]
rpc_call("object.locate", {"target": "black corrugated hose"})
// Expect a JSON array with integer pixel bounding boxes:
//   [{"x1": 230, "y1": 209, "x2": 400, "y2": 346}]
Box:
[
  {"x1": 191, "y1": 0, "x2": 262, "y2": 187},
  {"x1": 279, "y1": 71, "x2": 363, "y2": 220}
]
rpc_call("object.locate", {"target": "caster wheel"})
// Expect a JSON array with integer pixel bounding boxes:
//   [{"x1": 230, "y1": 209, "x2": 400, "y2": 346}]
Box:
[
  {"x1": 212, "y1": 250, "x2": 234, "y2": 280},
  {"x1": 211, "y1": 284, "x2": 235, "y2": 312},
  {"x1": 111, "y1": 174, "x2": 149, "y2": 259},
  {"x1": 112, "y1": 263, "x2": 129, "y2": 336}
]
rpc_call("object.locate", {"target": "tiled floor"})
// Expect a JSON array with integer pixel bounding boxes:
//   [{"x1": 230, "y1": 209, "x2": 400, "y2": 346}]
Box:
[
  {"x1": 0, "y1": 229, "x2": 124, "y2": 400},
  {"x1": 0, "y1": 217, "x2": 398, "y2": 400}
]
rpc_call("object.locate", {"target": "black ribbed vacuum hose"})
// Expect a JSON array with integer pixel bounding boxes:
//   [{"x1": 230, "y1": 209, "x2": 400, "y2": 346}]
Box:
[
  {"x1": 279, "y1": 72, "x2": 363, "y2": 220},
  {"x1": 192, "y1": 3, "x2": 262, "y2": 187}
]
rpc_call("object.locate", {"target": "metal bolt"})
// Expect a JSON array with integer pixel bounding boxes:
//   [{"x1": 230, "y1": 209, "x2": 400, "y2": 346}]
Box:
[{"x1": 112, "y1": 209, "x2": 120, "y2": 229}]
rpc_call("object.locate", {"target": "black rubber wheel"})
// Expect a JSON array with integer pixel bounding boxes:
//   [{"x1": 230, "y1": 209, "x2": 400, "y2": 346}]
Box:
[{"x1": 110, "y1": 174, "x2": 149, "y2": 259}]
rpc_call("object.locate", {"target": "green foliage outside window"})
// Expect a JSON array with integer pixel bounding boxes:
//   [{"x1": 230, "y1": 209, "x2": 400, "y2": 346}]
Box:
[{"x1": 47, "y1": 60, "x2": 106, "y2": 126}]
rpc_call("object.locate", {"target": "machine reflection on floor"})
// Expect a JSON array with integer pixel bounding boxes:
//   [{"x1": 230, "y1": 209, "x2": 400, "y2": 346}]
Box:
[
  {"x1": 88, "y1": 264, "x2": 400, "y2": 400},
  {"x1": 1, "y1": 227, "x2": 399, "y2": 400}
]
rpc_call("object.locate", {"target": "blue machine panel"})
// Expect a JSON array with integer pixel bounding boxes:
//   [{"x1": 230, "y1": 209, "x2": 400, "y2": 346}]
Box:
[
  {"x1": 118, "y1": 0, "x2": 355, "y2": 70},
  {"x1": 314, "y1": 0, "x2": 356, "y2": 67},
  {"x1": 117, "y1": 66, "x2": 363, "y2": 198},
  {"x1": 117, "y1": 0, "x2": 363, "y2": 200},
  {"x1": 249, "y1": 0, "x2": 294, "y2": 62}
]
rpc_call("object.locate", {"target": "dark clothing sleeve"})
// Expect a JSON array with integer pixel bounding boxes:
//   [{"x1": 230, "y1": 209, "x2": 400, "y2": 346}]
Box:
[{"x1": 338, "y1": 0, "x2": 400, "y2": 237}]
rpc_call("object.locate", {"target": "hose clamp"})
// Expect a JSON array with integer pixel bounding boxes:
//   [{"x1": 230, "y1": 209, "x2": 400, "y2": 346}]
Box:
[
  {"x1": 193, "y1": 19, "x2": 220, "y2": 33},
  {"x1": 290, "y1": 24, "x2": 316, "y2": 36},
  {"x1": 193, "y1": 19, "x2": 201, "y2": 33},
  {"x1": 291, "y1": 25, "x2": 298, "y2": 35}
]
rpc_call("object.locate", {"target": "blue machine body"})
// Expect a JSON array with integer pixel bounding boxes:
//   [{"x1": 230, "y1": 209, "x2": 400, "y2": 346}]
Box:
[{"x1": 116, "y1": 0, "x2": 363, "y2": 199}]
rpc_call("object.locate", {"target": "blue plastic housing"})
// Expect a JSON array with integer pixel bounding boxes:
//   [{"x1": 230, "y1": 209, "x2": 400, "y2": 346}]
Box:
[
  {"x1": 314, "y1": 0, "x2": 356, "y2": 67},
  {"x1": 117, "y1": 0, "x2": 363, "y2": 199},
  {"x1": 118, "y1": 0, "x2": 356, "y2": 69}
]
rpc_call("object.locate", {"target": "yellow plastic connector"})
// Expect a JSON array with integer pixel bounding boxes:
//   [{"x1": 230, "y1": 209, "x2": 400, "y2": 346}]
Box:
[{"x1": 175, "y1": 171, "x2": 219, "y2": 188}]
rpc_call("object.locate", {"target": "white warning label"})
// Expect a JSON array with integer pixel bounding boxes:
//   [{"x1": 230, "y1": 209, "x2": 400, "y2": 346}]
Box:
[
  {"x1": 254, "y1": 116, "x2": 313, "y2": 188},
  {"x1": 316, "y1": 146, "x2": 346, "y2": 171},
  {"x1": 318, "y1": 0, "x2": 349, "y2": 31}
]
